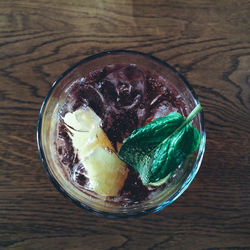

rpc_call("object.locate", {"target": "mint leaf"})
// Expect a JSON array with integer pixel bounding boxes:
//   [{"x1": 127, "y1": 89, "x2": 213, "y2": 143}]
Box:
[{"x1": 118, "y1": 104, "x2": 202, "y2": 186}]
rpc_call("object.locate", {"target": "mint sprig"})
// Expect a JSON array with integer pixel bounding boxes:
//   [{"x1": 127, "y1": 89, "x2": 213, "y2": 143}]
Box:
[{"x1": 118, "y1": 104, "x2": 202, "y2": 186}]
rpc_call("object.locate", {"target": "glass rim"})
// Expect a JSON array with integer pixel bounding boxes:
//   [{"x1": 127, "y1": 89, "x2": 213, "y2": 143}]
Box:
[{"x1": 37, "y1": 50, "x2": 206, "y2": 219}]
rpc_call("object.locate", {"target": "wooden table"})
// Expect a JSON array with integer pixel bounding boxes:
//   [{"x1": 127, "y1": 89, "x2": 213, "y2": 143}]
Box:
[{"x1": 1, "y1": 0, "x2": 249, "y2": 249}]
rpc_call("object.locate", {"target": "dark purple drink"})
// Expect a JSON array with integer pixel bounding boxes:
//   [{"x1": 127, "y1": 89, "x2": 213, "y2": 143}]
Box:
[{"x1": 55, "y1": 63, "x2": 187, "y2": 206}]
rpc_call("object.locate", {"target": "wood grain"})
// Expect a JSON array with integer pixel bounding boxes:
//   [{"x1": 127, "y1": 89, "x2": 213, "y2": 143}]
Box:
[{"x1": 0, "y1": 0, "x2": 250, "y2": 249}]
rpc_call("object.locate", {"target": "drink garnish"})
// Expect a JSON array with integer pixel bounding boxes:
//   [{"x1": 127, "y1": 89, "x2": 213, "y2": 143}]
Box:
[{"x1": 118, "y1": 104, "x2": 202, "y2": 186}]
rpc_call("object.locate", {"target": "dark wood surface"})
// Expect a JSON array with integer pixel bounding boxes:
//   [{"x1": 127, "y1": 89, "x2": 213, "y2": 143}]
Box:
[{"x1": 0, "y1": 0, "x2": 250, "y2": 249}]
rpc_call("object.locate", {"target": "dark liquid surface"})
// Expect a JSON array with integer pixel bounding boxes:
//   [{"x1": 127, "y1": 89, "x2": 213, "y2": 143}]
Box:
[{"x1": 55, "y1": 64, "x2": 187, "y2": 205}]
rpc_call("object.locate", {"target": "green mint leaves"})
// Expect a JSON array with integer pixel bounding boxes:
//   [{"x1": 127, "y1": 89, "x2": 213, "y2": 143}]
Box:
[{"x1": 118, "y1": 104, "x2": 202, "y2": 186}]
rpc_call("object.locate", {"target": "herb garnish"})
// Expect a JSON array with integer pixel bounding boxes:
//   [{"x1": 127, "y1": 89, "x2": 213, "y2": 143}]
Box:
[{"x1": 118, "y1": 104, "x2": 202, "y2": 186}]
